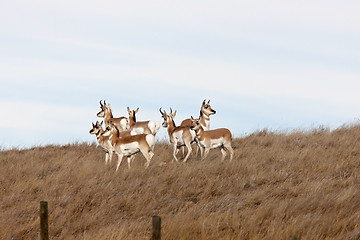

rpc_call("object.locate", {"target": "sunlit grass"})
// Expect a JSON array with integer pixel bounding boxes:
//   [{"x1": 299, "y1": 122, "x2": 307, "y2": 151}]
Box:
[{"x1": 1, "y1": 125, "x2": 360, "y2": 239}]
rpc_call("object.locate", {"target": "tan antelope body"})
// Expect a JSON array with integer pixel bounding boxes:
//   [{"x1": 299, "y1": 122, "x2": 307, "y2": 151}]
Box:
[
  {"x1": 191, "y1": 117, "x2": 234, "y2": 161},
  {"x1": 102, "y1": 123, "x2": 155, "y2": 171},
  {"x1": 181, "y1": 99, "x2": 216, "y2": 156},
  {"x1": 97, "y1": 100, "x2": 128, "y2": 131},
  {"x1": 89, "y1": 121, "x2": 114, "y2": 165},
  {"x1": 160, "y1": 108, "x2": 196, "y2": 162},
  {"x1": 127, "y1": 107, "x2": 160, "y2": 135}
]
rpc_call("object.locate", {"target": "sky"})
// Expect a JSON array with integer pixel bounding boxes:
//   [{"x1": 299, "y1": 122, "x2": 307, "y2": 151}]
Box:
[{"x1": 1, "y1": 0, "x2": 359, "y2": 149}]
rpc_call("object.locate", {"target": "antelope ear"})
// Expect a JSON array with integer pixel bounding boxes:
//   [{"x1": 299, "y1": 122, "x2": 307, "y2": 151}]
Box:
[
  {"x1": 191, "y1": 116, "x2": 194, "y2": 120},
  {"x1": 92, "y1": 122, "x2": 95, "y2": 127},
  {"x1": 127, "y1": 107, "x2": 131, "y2": 113},
  {"x1": 100, "y1": 121, "x2": 103, "y2": 126},
  {"x1": 207, "y1": 99, "x2": 210, "y2": 104},
  {"x1": 173, "y1": 110, "x2": 177, "y2": 117},
  {"x1": 202, "y1": 99, "x2": 206, "y2": 106},
  {"x1": 135, "y1": 108, "x2": 139, "y2": 113}
]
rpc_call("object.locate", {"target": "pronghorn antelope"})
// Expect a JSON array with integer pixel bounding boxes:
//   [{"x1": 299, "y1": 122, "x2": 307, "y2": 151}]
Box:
[
  {"x1": 180, "y1": 99, "x2": 216, "y2": 130},
  {"x1": 180, "y1": 99, "x2": 216, "y2": 156},
  {"x1": 190, "y1": 117, "x2": 234, "y2": 161},
  {"x1": 89, "y1": 121, "x2": 114, "y2": 165},
  {"x1": 127, "y1": 107, "x2": 160, "y2": 135},
  {"x1": 159, "y1": 108, "x2": 196, "y2": 162},
  {"x1": 97, "y1": 100, "x2": 129, "y2": 131},
  {"x1": 101, "y1": 122, "x2": 155, "y2": 170}
]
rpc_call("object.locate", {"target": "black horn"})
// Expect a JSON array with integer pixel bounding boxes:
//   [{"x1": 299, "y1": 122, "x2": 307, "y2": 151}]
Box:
[{"x1": 159, "y1": 107, "x2": 166, "y2": 117}]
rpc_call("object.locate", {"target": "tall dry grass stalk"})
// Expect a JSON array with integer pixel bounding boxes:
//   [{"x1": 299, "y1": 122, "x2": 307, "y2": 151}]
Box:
[{"x1": 0, "y1": 125, "x2": 359, "y2": 239}]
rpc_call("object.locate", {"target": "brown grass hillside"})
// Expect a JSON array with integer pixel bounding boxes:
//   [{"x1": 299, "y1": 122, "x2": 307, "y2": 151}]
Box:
[{"x1": 1, "y1": 125, "x2": 360, "y2": 240}]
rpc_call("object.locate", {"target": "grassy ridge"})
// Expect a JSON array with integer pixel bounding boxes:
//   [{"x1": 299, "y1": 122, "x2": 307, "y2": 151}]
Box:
[{"x1": 1, "y1": 125, "x2": 360, "y2": 239}]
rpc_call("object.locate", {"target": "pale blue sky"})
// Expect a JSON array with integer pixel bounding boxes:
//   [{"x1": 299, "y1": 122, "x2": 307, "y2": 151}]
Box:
[{"x1": 1, "y1": 0, "x2": 359, "y2": 149}]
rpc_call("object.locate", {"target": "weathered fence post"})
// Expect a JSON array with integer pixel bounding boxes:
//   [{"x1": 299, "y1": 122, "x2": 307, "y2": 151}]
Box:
[
  {"x1": 40, "y1": 201, "x2": 49, "y2": 240},
  {"x1": 152, "y1": 216, "x2": 161, "y2": 240}
]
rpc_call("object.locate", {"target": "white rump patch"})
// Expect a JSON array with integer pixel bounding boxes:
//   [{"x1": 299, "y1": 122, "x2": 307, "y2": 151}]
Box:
[
  {"x1": 120, "y1": 142, "x2": 140, "y2": 156},
  {"x1": 146, "y1": 134, "x2": 155, "y2": 149},
  {"x1": 148, "y1": 121, "x2": 160, "y2": 135}
]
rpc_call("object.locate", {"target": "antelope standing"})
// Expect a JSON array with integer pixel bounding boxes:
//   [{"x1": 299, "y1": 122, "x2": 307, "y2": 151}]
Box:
[
  {"x1": 180, "y1": 99, "x2": 216, "y2": 156},
  {"x1": 101, "y1": 122, "x2": 155, "y2": 170},
  {"x1": 190, "y1": 117, "x2": 234, "y2": 161},
  {"x1": 89, "y1": 121, "x2": 114, "y2": 165},
  {"x1": 159, "y1": 108, "x2": 196, "y2": 162},
  {"x1": 97, "y1": 100, "x2": 129, "y2": 131},
  {"x1": 127, "y1": 107, "x2": 160, "y2": 135}
]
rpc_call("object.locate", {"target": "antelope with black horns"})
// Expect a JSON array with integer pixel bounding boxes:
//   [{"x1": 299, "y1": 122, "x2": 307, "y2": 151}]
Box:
[
  {"x1": 160, "y1": 108, "x2": 196, "y2": 162},
  {"x1": 97, "y1": 100, "x2": 129, "y2": 131}
]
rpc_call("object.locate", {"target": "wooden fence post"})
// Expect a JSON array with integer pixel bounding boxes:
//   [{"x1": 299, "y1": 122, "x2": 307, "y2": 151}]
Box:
[
  {"x1": 40, "y1": 201, "x2": 49, "y2": 240},
  {"x1": 152, "y1": 216, "x2": 161, "y2": 240}
]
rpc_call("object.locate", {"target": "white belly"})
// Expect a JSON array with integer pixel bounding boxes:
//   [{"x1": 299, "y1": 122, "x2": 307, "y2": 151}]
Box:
[{"x1": 200, "y1": 137, "x2": 224, "y2": 149}]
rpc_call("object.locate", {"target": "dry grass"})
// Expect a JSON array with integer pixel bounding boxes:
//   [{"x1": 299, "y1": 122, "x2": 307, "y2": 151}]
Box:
[{"x1": 1, "y1": 124, "x2": 360, "y2": 239}]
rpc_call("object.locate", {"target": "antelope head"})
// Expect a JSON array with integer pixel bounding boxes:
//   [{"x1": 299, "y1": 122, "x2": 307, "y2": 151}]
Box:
[
  {"x1": 190, "y1": 116, "x2": 201, "y2": 131},
  {"x1": 201, "y1": 99, "x2": 216, "y2": 116},
  {"x1": 89, "y1": 121, "x2": 103, "y2": 134},
  {"x1": 97, "y1": 100, "x2": 107, "y2": 117},
  {"x1": 159, "y1": 108, "x2": 176, "y2": 128}
]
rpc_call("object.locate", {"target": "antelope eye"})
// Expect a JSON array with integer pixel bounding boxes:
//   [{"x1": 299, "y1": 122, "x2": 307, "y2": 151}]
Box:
[{"x1": 205, "y1": 106, "x2": 208, "y2": 109}]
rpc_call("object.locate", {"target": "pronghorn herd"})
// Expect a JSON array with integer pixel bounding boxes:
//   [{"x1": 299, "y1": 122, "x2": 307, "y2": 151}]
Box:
[{"x1": 89, "y1": 99, "x2": 234, "y2": 171}]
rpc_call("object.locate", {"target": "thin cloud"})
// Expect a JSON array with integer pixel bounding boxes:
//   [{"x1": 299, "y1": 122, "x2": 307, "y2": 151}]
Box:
[
  {"x1": 1, "y1": 0, "x2": 360, "y2": 148},
  {"x1": 0, "y1": 101, "x2": 93, "y2": 130}
]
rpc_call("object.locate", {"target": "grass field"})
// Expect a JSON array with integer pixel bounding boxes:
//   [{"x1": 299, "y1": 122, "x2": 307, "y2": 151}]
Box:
[{"x1": 1, "y1": 124, "x2": 359, "y2": 239}]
